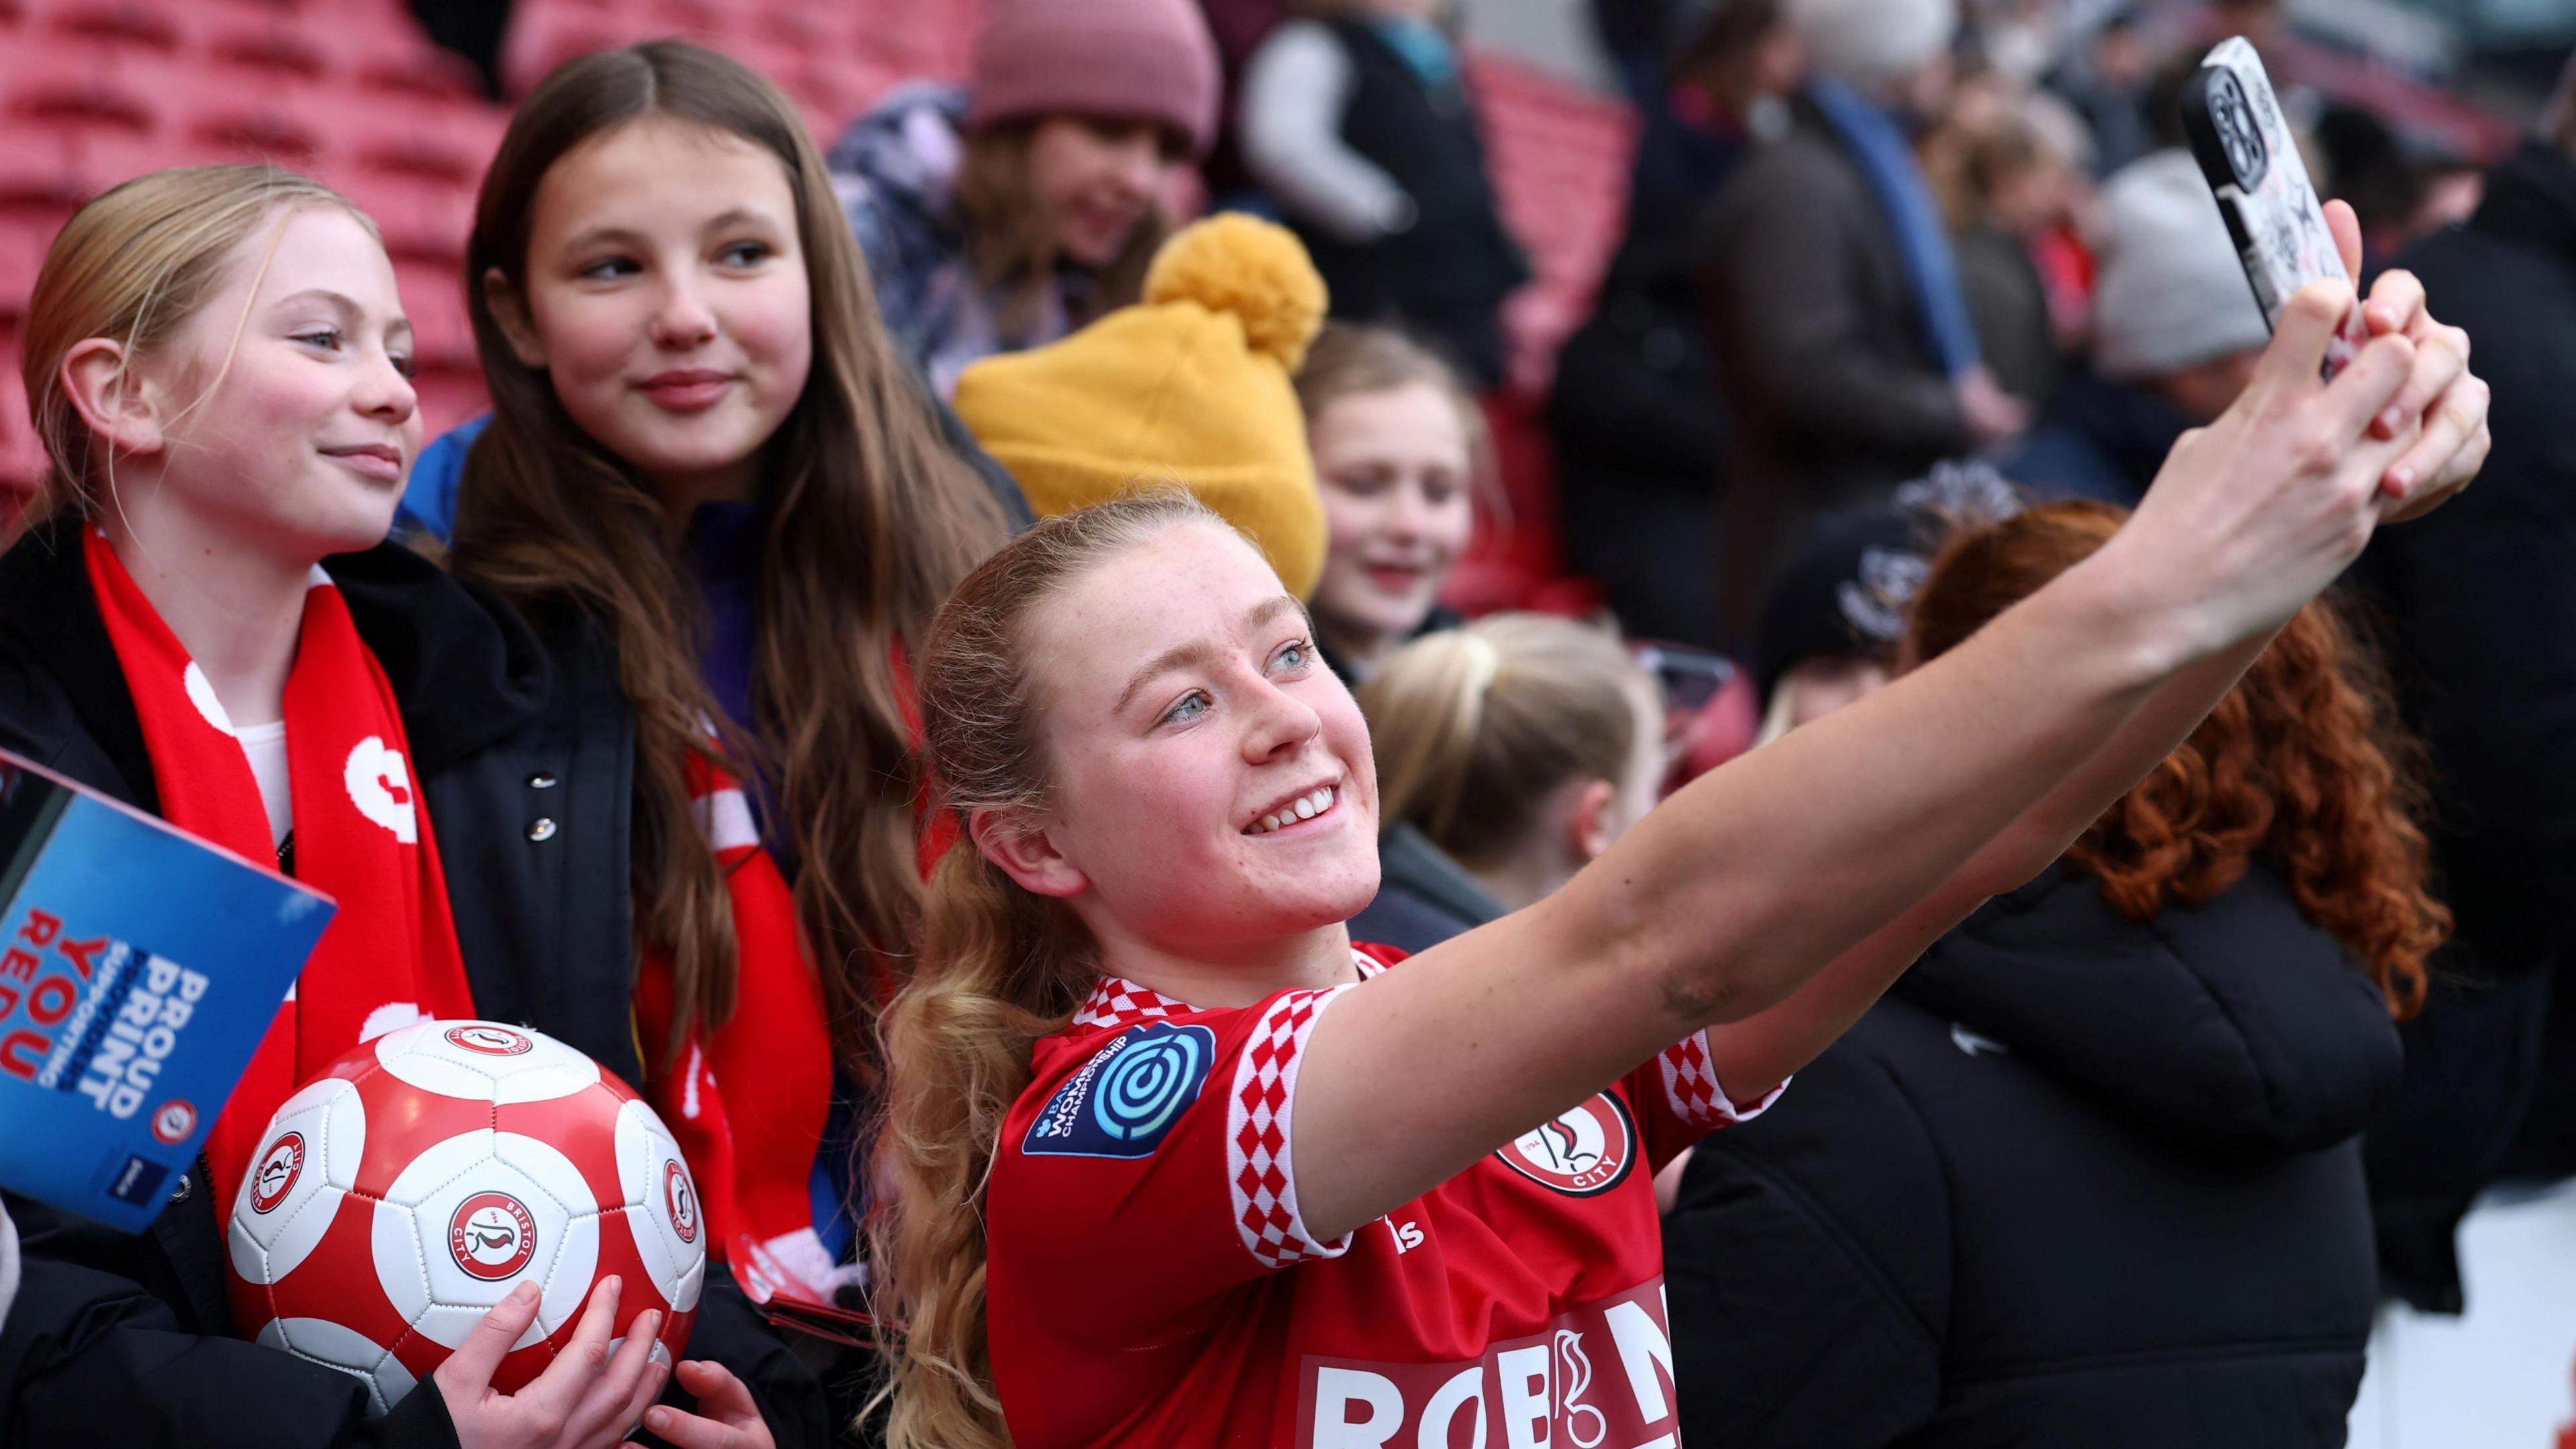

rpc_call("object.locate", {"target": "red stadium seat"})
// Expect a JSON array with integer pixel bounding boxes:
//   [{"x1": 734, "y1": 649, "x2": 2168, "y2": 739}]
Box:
[
  {"x1": 0, "y1": 213, "x2": 64, "y2": 320},
  {"x1": 0, "y1": 361, "x2": 44, "y2": 500},
  {"x1": 392, "y1": 259, "x2": 478, "y2": 373},
  {"x1": 25, "y1": 0, "x2": 181, "y2": 58},
  {"x1": 500, "y1": 1, "x2": 652, "y2": 97},
  {"x1": 3, "y1": 67, "x2": 162, "y2": 145},
  {"x1": 409, "y1": 363, "x2": 489, "y2": 439}
]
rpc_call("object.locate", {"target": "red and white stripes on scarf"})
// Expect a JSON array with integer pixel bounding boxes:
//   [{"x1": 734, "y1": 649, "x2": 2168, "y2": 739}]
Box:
[
  {"x1": 84, "y1": 528, "x2": 475, "y2": 1207},
  {"x1": 633, "y1": 746, "x2": 838, "y2": 1291}
]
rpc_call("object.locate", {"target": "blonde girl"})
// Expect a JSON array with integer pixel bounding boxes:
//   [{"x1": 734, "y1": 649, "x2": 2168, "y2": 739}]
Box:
[
  {"x1": 869, "y1": 231, "x2": 2487, "y2": 1444},
  {"x1": 1352, "y1": 613, "x2": 1664, "y2": 947},
  {"x1": 0, "y1": 164, "x2": 674, "y2": 1449}
]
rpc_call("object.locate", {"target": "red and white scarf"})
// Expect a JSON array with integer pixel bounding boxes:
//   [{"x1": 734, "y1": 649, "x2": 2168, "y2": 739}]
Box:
[
  {"x1": 85, "y1": 529, "x2": 474, "y2": 1203},
  {"x1": 633, "y1": 749, "x2": 836, "y2": 1289}
]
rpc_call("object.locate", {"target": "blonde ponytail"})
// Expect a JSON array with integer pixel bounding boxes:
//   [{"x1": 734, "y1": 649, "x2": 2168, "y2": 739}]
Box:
[
  {"x1": 871, "y1": 489, "x2": 1234, "y2": 1449},
  {"x1": 1357, "y1": 613, "x2": 1651, "y2": 866}
]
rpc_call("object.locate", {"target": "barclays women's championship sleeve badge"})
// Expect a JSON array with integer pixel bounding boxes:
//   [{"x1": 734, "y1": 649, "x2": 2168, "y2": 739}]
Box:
[{"x1": 1023, "y1": 1022, "x2": 1218, "y2": 1159}]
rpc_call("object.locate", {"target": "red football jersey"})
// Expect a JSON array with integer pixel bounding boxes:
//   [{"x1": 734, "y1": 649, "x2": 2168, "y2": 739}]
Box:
[{"x1": 985, "y1": 947, "x2": 1782, "y2": 1447}]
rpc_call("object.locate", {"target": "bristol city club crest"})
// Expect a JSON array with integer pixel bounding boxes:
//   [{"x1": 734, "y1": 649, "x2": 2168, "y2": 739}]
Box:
[
  {"x1": 449, "y1": 1191, "x2": 540, "y2": 1281},
  {"x1": 250, "y1": 1132, "x2": 307, "y2": 1215},
  {"x1": 663, "y1": 1160, "x2": 698, "y2": 1245},
  {"x1": 443, "y1": 1024, "x2": 535, "y2": 1057},
  {"x1": 1496, "y1": 1093, "x2": 1638, "y2": 1197}
]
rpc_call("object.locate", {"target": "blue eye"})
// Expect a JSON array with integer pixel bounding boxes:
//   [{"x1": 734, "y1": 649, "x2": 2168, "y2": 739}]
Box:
[
  {"x1": 576, "y1": 256, "x2": 639, "y2": 282},
  {"x1": 294, "y1": 327, "x2": 343, "y2": 352},
  {"x1": 1163, "y1": 690, "x2": 1210, "y2": 725},
  {"x1": 1273, "y1": 639, "x2": 1313, "y2": 674}
]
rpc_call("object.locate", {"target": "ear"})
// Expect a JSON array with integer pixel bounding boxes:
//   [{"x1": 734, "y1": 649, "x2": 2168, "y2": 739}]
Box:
[
  {"x1": 58, "y1": 338, "x2": 167, "y2": 459},
  {"x1": 970, "y1": 806, "x2": 1091, "y2": 901},
  {"x1": 482, "y1": 266, "x2": 547, "y2": 370},
  {"x1": 1566, "y1": 778, "x2": 1619, "y2": 865}
]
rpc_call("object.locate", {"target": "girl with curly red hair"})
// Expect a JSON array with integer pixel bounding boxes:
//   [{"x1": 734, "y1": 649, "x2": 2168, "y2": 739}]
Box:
[{"x1": 1664, "y1": 498, "x2": 2448, "y2": 1449}]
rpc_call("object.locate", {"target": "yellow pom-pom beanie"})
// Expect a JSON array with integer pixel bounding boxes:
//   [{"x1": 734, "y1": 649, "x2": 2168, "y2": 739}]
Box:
[{"x1": 953, "y1": 213, "x2": 1332, "y2": 597}]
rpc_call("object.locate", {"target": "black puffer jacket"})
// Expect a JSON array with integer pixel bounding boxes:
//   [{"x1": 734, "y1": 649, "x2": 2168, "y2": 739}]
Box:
[
  {"x1": 2352, "y1": 138, "x2": 2576, "y2": 1312},
  {"x1": 1666, "y1": 861, "x2": 2401, "y2": 1448},
  {"x1": 0, "y1": 523, "x2": 830, "y2": 1449}
]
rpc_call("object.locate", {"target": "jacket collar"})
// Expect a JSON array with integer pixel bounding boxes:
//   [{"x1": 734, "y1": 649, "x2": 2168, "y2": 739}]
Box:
[
  {"x1": 2470, "y1": 138, "x2": 2576, "y2": 264},
  {"x1": 0, "y1": 521, "x2": 156, "y2": 804},
  {"x1": 1898, "y1": 861, "x2": 2399, "y2": 1159},
  {"x1": 0, "y1": 518, "x2": 550, "y2": 784},
  {"x1": 1376, "y1": 819, "x2": 1507, "y2": 928}
]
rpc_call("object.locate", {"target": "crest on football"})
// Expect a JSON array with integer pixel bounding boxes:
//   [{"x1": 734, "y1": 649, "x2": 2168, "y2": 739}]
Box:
[
  {"x1": 250, "y1": 1132, "x2": 305, "y2": 1216},
  {"x1": 664, "y1": 1161, "x2": 698, "y2": 1245},
  {"x1": 448, "y1": 1192, "x2": 539, "y2": 1281},
  {"x1": 443, "y1": 1024, "x2": 533, "y2": 1057},
  {"x1": 224, "y1": 1020, "x2": 705, "y2": 1416},
  {"x1": 1496, "y1": 1093, "x2": 1638, "y2": 1197}
]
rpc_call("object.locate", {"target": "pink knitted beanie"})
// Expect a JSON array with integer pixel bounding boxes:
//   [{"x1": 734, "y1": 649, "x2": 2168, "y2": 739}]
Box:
[{"x1": 965, "y1": 0, "x2": 1222, "y2": 158}]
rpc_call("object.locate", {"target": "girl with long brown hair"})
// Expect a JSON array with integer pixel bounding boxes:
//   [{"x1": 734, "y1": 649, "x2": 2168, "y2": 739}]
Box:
[
  {"x1": 867, "y1": 222, "x2": 2487, "y2": 1445},
  {"x1": 445, "y1": 40, "x2": 1006, "y2": 1429},
  {"x1": 0, "y1": 164, "x2": 680, "y2": 1449},
  {"x1": 1664, "y1": 499, "x2": 2449, "y2": 1449},
  {"x1": 826, "y1": 0, "x2": 1218, "y2": 396}
]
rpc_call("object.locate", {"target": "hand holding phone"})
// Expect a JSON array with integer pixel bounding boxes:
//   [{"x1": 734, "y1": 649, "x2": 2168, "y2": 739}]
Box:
[{"x1": 2179, "y1": 38, "x2": 2367, "y2": 377}]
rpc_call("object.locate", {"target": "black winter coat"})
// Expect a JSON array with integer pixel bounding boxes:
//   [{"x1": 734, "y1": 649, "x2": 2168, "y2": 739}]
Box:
[
  {"x1": 1346, "y1": 821, "x2": 1503, "y2": 955},
  {"x1": 2351, "y1": 138, "x2": 2576, "y2": 1312},
  {"x1": 0, "y1": 525, "x2": 830, "y2": 1449},
  {"x1": 1697, "y1": 93, "x2": 1976, "y2": 649},
  {"x1": 1289, "y1": 18, "x2": 1530, "y2": 388},
  {"x1": 1666, "y1": 862, "x2": 2401, "y2": 1448}
]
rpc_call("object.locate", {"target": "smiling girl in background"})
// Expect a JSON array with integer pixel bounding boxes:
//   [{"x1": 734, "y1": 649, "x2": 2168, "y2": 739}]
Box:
[
  {"x1": 828, "y1": 0, "x2": 1221, "y2": 396},
  {"x1": 1295, "y1": 323, "x2": 1482, "y2": 682},
  {"x1": 446, "y1": 42, "x2": 1010, "y2": 1442}
]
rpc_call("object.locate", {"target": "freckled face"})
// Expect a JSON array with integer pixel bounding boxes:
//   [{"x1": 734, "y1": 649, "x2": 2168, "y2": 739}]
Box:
[{"x1": 1022, "y1": 523, "x2": 1383, "y2": 952}]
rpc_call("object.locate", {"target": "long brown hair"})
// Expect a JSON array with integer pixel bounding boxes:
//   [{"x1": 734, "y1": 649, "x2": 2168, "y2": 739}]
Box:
[
  {"x1": 873, "y1": 491, "x2": 1222, "y2": 1449},
  {"x1": 953, "y1": 121, "x2": 1168, "y2": 345},
  {"x1": 1908, "y1": 500, "x2": 2446, "y2": 1018},
  {"x1": 447, "y1": 42, "x2": 1008, "y2": 1071},
  {"x1": 1359, "y1": 613, "x2": 1646, "y2": 865},
  {"x1": 17, "y1": 166, "x2": 372, "y2": 537}
]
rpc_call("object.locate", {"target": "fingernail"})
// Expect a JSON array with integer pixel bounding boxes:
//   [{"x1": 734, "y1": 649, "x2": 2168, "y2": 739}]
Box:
[
  {"x1": 512, "y1": 1281, "x2": 539, "y2": 1303},
  {"x1": 2377, "y1": 406, "x2": 2404, "y2": 434},
  {"x1": 647, "y1": 1407, "x2": 671, "y2": 1432},
  {"x1": 2387, "y1": 468, "x2": 2415, "y2": 496}
]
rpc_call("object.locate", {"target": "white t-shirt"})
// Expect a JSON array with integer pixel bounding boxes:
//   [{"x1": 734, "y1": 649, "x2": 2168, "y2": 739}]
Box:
[{"x1": 235, "y1": 720, "x2": 291, "y2": 850}]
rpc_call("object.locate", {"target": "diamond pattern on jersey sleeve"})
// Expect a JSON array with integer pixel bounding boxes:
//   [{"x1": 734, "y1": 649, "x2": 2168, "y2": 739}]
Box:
[
  {"x1": 1228, "y1": 985, "x2": 1358, "y2": 1271},
  {"x1": 1658, "y1": 1028, "x2": 1787, "y2": 1130}
]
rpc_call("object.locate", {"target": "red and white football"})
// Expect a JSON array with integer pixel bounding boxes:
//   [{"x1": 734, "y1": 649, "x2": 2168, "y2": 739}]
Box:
[{"x1": 225, "y1": 1020, "x2": 705, "y2": 1415}]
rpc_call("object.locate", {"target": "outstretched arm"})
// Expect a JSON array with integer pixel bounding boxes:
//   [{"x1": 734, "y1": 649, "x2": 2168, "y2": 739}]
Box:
[
  {"x1": 1703, "y1": 212, "x2": 2487, "y2": 1101},
  {"x1": 1295, "y1": 257, "x2": 2483, "y2": 1241}
]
